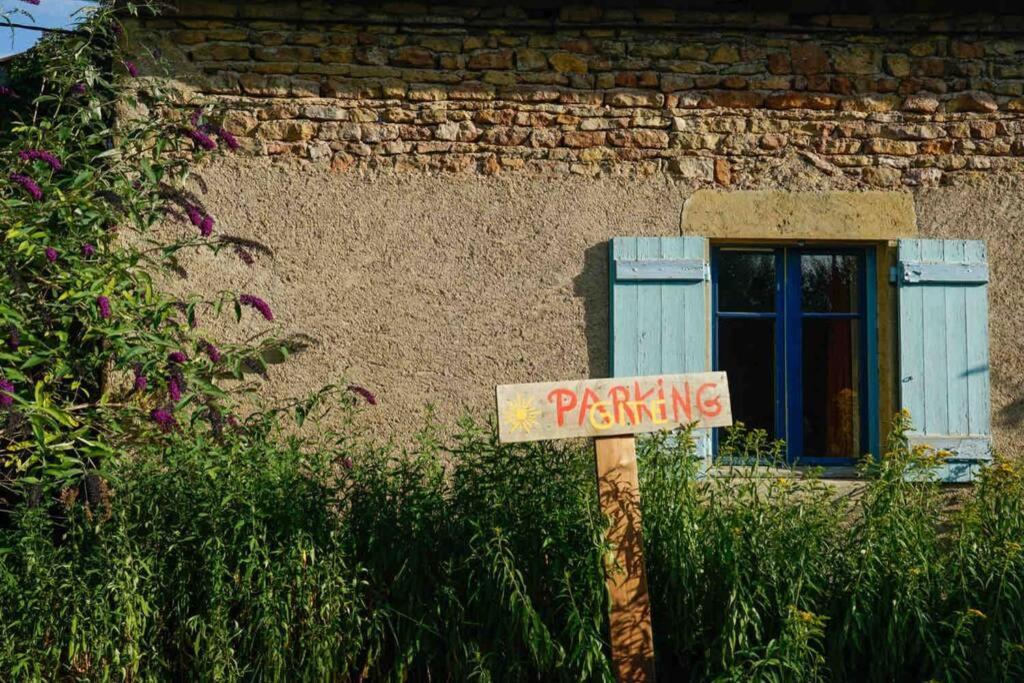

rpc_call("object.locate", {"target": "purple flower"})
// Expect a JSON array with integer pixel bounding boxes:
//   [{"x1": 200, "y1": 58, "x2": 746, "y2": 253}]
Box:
[
  {"x1": 234, "y1": 245, "x2": 254, "y2": 265},
  {"x1": 239, "y1": 294, "x2": 274, "y2": 321},
  {"x1": 18, "y1": 149, "x2": 63, "y2": 172},
  {"x1": 133, "y1": 372, "x2": 148, "y2": 392},
  {"x1": 123, "y1": 61, "x2": 139, "y2": 78},
  {"x1": 150, "y1": 407, "x2": 177, "y2": 432},
  {"x1": 203, "y1": 342, "x2": 222, "y2": 363},
  {"x1": 45, "y1": 247, "x2": 58, "y2": 263},
  {"x1": 0, "y1": 86, "x2": 18, "y2": 98},
  {"x1": 18, "y1": 0, "x2": 41, "y2": 5},
  {"x1": 217, "y1": 128, "x2": 240, "y2": 151},
  {"x1": 7, "y1": 328, "x2": 19, "y2": 350},
  {"x1": 342, "y1": 456, "x2": 354, "y2": 470},
  {"x1": 185, "y1": 128, "x2": 217, "y2": 151},
  {"x1": 185, "y1": 204, "x2": 203, "y2": 227},
  {"x1": 97, "y1": 295, "x2": 111, "y2": 319},
  {"x1": 71, "y1": 82, "x2": 87, "y2": 95},
  {"x1": 0, "y1": 379, "x2": 14, "y2": 408},
  {"x1": 9, "y1": 173, "x2": 42, "y2": 201},
  {"x1": 347, "y1": 384, "x2": 378, "y2": 405},
  {"x1": 168, "y1": 375, "x2": 182, "y2": 403},
  {"x1": 168, "y1": 351, "x2": 187, "y2": 364},
  {"x1": 189, "y1": 107, "x2": 204, "y2": 127},
  {"x1": 82, "y1": 243, "x2": 96, "y2": 257},
  {"x1": 199, "y1": 215, "x2": 214, "y2": 237}
]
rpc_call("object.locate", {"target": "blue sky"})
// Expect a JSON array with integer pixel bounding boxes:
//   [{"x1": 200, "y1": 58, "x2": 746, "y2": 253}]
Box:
[{"x1": 1, "y1": 0, "x2": 96, "y2": 58}]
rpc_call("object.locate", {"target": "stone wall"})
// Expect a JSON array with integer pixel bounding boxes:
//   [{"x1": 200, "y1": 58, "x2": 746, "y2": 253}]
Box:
[{"x1": 129, "y1": 2, "x2": 1024, "y2": 186}]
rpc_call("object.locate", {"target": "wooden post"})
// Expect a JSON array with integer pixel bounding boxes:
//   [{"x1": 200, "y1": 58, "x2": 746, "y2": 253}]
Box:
[{"x1": 595, "y1": 435, "x2": 655, "y2": 683}]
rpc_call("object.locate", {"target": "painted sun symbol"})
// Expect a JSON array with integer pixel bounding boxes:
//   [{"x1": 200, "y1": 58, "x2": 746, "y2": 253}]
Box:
[{"x1": 505, "y1": 394, "x2": 541, "y2": 434}]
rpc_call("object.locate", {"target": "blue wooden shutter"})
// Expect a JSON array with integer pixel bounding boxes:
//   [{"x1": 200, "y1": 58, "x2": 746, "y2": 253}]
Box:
[
  {"x1": 610, "y1": 236, "x2": 710, "y2": 453},
  {"x1": 896, "y1": 239, "x2": 991, "y2": 482}
]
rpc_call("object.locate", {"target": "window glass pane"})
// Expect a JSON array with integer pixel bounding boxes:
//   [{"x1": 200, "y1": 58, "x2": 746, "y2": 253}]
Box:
[
  {"x1": 801, "y1": 254, "x2": 859, "y2": 313},
  {"x1": 802, "y1": 318, "x2": 861, "y2": 458},
  {"x1": 718, "y1": 318, "x2": 775, "y2": 437},
  {"x1": 717, "y1": 251, "x2": 775, "y2": 313}
]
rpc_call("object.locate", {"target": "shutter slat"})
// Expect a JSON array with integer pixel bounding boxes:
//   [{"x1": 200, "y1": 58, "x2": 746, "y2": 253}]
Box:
[
  {"x1": 965, "y1": 240, "x2": 991, "y2": 436},
  {"x1": 611, "y1": 236, "x2": 709, "y2": 377},
  {"x1": 897, "y1": 238, "x2": 992, "y2": 481}
]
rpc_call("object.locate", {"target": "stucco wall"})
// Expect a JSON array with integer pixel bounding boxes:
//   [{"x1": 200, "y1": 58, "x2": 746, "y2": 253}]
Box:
[{"x1": 168, "y1": 156, "x2": 1024, "y2": 454}]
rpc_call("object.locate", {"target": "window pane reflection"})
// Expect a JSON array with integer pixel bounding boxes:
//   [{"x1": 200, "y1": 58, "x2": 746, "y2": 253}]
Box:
[
  {"x1": 802, "y1": 318, "x2": 861, "y2": 458},
  {"x1": 801, "y1": 254, "x2": 859, "y2": 313},
  {"x1": 719, "y1": 318, "x2": 776, "y2": 437},
  {"x1": 718, "y1": 251, "x2": 775, "y2": 313}
]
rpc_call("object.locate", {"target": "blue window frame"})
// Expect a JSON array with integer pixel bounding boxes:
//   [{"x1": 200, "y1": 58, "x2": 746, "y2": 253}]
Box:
[{"x1": 712, "y1": 245, "x2": 879, "y2": 465}]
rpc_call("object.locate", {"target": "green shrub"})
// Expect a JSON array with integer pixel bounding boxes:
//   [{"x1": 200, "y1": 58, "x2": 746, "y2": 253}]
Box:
[{"x1": 2, "y1": 412, "x2": 1023, "y2": 681}]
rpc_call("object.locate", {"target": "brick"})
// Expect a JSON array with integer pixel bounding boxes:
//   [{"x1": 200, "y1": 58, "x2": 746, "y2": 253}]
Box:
[
  {"x1": 714, "y1": 158, "x2": 731, "y2": 185},
  {"x1": 549, "y1": 52, "x2": 588, "y2": 73},
  {"x1": 258, "y1": 120, "x2": 316, "y2": 141},
  {"x1": 709, "y1": 91, "x2": 765, "y2": 108},
  {"x1": 864, "y1": 139, "x2": 917, "y2": 155},
  {"x1": 607, "y1": 130, "x2": 669, "y2": 148},
  {"x1": 254, "y1": 46, "x2": 315, "y2": 62},
  {"x1": 790, "y1": 44, "x2": 830, "y2": 74},
  {"x1": 764, "y1": 93, "x2": 838, "y2": 110},
  {"x1": 902, "y1": 94, "x2": 940, "y2": 112},
  {"x1": 392, "y1": 46, "x2": 434, "y2": 68},
  {"x1": 606, "y1": 89, "x2": 664, "y2": 107},
  {"x1": 516, "y1": 48, "x2": 547, "y2": 71},
  {"x1": 320, "y1": 47, "x2": 354, "y2": 63},
  {"x1": 884, "y1": 54, "x2": 910, "y2": 78},
  {"x1": 945, "y1": 91, "x2": 998, "y2": 112},
  {"x1": 191, "y1": 44, "x2": 252, "y2": 61},
  {"x1": 468, "y1": 49, "x2": 514, "y2": 70},
  {"x1": 767, "y1": 52, "x2": 791, "y2": 74},
  {"x1": 562, "y1": 131, "x2": 606, "y2": 147},
  {"x1": 709, "y1": 44, "x2": 741, "y2": 64},
  {"x1": 833, "y1": 46, "x2": 879, "y2": 75}
]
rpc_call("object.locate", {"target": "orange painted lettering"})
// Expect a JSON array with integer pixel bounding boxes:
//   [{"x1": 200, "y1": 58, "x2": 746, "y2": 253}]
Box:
[
  {"x1": 697, "y1": 382, "x2": 722, "y2": 417},
  {"x1": 671, "y1": 383, "x2": 693, "y2": 422},
  {"x1": 547, "y1": 388, "x2": 578, "y2": 427},
  {"x1": 577, "y1": 388, "x2": 602, "y2": 426},
  {"x1": 609, "y1": 385, "x2": 635, "y2": 424}
]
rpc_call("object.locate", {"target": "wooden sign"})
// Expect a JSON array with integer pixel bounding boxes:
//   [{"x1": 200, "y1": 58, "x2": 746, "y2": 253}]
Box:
[
  {"x1": 496, "y1": 372, "x2": 732, "y2": 443},
  {"x1": 496, "y1": 371, "x2": 733, "y2": 682}
]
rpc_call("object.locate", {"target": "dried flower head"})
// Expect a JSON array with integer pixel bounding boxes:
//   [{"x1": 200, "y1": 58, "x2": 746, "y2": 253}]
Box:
[
  {"x1": 185, "y1": 128, "x2": 217, "y2": 151},
  {"x1": 0, "y1": 378, "x2": 14, "y2": 407},
  {"x1": 204, "y1": 342, "x2": 222, "y2": 363},
  {"x1": 185, "y1": 204, "x2": 203, "y2": 227},
  {"x1": 150, "y1": 407, "x2": 177, "y2": 432},
  {"x1": 168, "y1": 375, "x2": 182, "y2": 403},
  {"x1": 217, "y1": 128, "x2": 240, "y2": 150},
  {"x1": 347, "y1": 384, "x2": 378, "y2": 405},
  {"x1": 234, "y1": 245, "x2": 255, "y2": 265},
  {"x1": 9, "y1": 173, "x2": 42, "y2": 200},
  {"x1": 97, "y1": 295, "x2": 111, "y2": 319},
  {"x1": 19, "y1": 149, "x2": 63, "y2": 172},
  {"x1": 239, "y1": 294, "x2": 274, "y2": 321}
]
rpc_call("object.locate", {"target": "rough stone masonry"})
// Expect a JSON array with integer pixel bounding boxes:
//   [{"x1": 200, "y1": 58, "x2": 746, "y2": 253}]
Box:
[
  {"x1": 123, "y1": 2, "x2": 1024, "y2": 453},
  {"x1": 130, "y1": 1, "x2": 1024, "y2": 187}
]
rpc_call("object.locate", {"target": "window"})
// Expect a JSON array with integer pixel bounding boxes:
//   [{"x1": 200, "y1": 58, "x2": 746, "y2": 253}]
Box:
[
  {"x1": 711, "y1": 246, "x2": 878, "y2": 464},
  {"x1": 609, "y1": 235, "x2": 991, "y2": 481}
]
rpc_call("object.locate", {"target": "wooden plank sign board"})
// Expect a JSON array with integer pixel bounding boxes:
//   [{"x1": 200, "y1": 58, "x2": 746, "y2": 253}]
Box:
[
  {"x1": 496, "y1": 372, "x2": 732, "y2": 443},
  {"x1": 496, "y1": 372, "x2": 732, "y2": 683}
]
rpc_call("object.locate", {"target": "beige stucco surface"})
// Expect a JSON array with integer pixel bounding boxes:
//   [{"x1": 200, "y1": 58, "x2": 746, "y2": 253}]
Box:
[{"x1": 168, "y1": 157, "x2": 1024, "y2": 455}]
